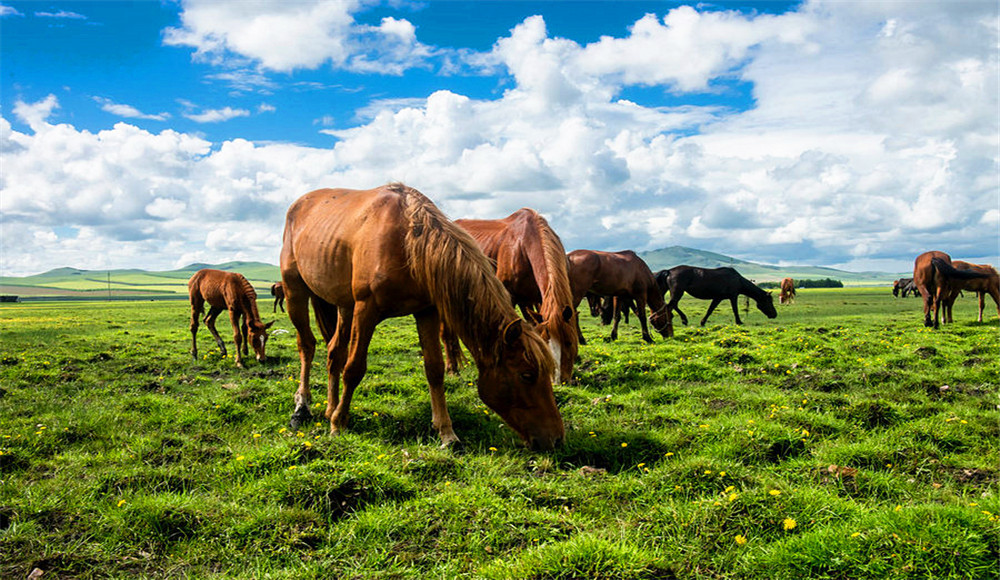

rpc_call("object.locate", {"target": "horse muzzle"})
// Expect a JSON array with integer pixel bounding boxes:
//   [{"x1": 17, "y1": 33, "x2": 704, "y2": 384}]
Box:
[{"x1": 528, "y1": 434, "x2": 563, "y2": 452}]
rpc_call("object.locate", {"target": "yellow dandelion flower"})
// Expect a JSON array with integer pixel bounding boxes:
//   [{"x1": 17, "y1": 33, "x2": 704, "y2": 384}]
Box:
[
  {"x1": 665, "y1": 452, "x2": 674, "y2": 457},
  {"x1": 704, "y1": 470, "x2": 713, "y2": 475},
  {"x1": 621, "y1": 442, "x2": 628, "y2": 448},
  {"x1": 729, "y1": 493, "x2": 738, "y2": 502},
  {"x1": 851, "y1": 532, "x2": 861, "y2": 538},
  {"x1": 724, "y1": 485, "x2": 735, "y2": 493},
  {"x1": 488, "y1": 446, "x2": 497, "y2": 452},
  {"x1": 117, "y1": 499, "x2": 127, "y2": 507},
  {"x1": 637, "y1": 463, "x2": 646, "y2": 468},
  {"x1": 288, "y1": 465, "x2": 297, "y2": 470},
  {"x1": 253, "y1": 433, "x2": 261, "y2": 439},
  {"x1": 719, "y1": 471, "x2": 727, "y2": 476},
  {"x1": 783, "y1": 518, "x2": 797, "y2": 530},
  {"x1": 769, "y1": 490, "x2": 781, "y2": 496},
  {"x1": 894, "y1": 504, "x2": 902, "y2": 512},
  {"x1": 735, "y1": 535, "x2": 747, "y2": 546},
  {"x1": 236, "y1": 455, "x2": 245, "y2": 461}
]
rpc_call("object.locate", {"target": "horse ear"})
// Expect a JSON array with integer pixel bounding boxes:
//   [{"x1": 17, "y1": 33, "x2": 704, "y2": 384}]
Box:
[
  {"x1": 524, "y1": 309, "x2": 544, "y2": 324},
  {"x1": 265, "y1": 321, "x2": 275, "y2": 329},
  {"x1": 561, "y1": 305, "x2": 573, "y2": 323},
  {"x1": 503, "y1": 320, "x2": 522, "y2": 345}
]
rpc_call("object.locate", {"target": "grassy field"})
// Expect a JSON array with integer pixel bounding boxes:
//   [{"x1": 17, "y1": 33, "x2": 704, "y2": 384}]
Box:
[{"x1": 1, "y1": 289, "x2": 997, "y2": 579}]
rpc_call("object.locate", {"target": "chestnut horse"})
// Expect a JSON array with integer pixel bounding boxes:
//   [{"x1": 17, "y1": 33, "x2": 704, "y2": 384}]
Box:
[
  {"x1": 654, "y1": 266, "x2": 777, "y2": 326},
  {"x1": 447, "y1": 209, "x2": 577, "y2": 383},
  {"x1": 280, "y1": 183, "x2": 563, "y2": 450},
  {"x1": 270, "y1": 282, "x2": 285, "y2": 313},
  {"x1": 779, "y1": 277, "x2": 796, "y2": 304},
  {"x1": 944, "y1": 261, "x2": 1000, "y2": 323},
  {"x1": 567, "y1": 249, "x2": 672, "y2": 343},
  {"x1": 188, "y1": 269, "x2": 273, "y2": 368},
  {"x1": 913, "y1": 251, "x2": 989, "y2": 328}
]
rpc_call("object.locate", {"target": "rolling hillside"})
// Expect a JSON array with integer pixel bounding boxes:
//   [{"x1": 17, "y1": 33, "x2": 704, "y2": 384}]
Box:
[{"x1": 0, "y1": 248, "x2": 905, "y2": 300}]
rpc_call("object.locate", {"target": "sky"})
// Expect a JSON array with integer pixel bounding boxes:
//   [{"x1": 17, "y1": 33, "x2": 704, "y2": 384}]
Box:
[{"x1": 1, "y1": 0, "x2": 997, "y2": 277}]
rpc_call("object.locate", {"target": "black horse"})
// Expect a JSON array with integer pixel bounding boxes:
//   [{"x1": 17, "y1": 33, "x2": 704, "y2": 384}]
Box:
[
  {"x1": 655, "y1": 265, "x2": 777, "y2": 326},
  {"x1": 893, "y1": 278, "x2": 919, "y2": 298}
]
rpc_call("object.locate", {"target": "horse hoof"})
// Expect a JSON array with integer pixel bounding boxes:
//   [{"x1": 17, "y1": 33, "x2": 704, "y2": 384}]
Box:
[
  {"x1": 441, "y1": 439, "x2": 465, "y2": 454},
  {"x1": 289, "y1": 410, "x2": 313, "y2": 430}
]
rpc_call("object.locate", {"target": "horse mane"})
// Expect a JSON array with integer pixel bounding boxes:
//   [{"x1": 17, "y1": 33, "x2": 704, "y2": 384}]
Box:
[
  {"x1": 529, "y1": 210, "x2": 576, "y2": 344},
  {"x1": 235, "y1": 274, "x2": 264, "y2": 326},
  {"x1": 739, "y1": 273, "x2": 770, "y2": 302},
  {"x1": 397, "y1": 184, "x2": 554, "y2": 376}
]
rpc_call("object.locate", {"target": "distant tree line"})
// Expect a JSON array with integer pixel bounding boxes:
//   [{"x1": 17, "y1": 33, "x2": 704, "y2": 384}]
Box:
[{"x1": 759, "y1": 278, "x2": 843, "y2": 289}]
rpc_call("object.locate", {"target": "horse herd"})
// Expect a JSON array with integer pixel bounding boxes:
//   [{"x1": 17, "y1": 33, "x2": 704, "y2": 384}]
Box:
[{"x1": 187, "y1": 183, "x2": 997, "y2": 450}]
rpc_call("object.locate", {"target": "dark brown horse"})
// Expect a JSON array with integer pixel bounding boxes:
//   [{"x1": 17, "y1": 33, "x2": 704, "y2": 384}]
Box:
[
  {"x1": 944, "y1": 261, "x2": 1000, "y2": 323},
  {"x1": 270, "y1": 282, "x2": 285, "y2": 313},
  {"x1": 654, "y1": 266, "x2": 777, "y2": 326},
  {"x1": 188, "y1": 269, "x2": 273, "y2": 368},
  {"x1": 779, "y1": 277, "x2": 796, "y2": 304},
  {"x1": 448, "y1": 209, "x2": 578, "y2": 383},
  {"x1": 280, "y1": 183, "x2": 563, "y2": 450},
  {"x1": 567, "y1": 249, "x2": 672, "y2": 342},
  {"x1": 913, "y1": 251, "x2": 990, "y2": 328}
]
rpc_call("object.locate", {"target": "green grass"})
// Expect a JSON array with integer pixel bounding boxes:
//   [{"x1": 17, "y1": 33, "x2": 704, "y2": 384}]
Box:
[{"x1": 1, "y1": 288, "x2": 997, "y2": 578}]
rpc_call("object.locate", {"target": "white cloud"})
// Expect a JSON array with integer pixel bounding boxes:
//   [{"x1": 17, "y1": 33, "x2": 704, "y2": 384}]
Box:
[
  {"x1": 183, "y1": 106, "x2": 250, "y2": 123},
  {"x1": 2, "y1": 1, "x2": 997, "y2": 276},
  {"x1": 1, "y1": 5, "x2": 24, "y2": 17},
  {"x1": 35, "y1": 10, "x2": 86, "y2": 20},
  {"x1": 163, "y1": 0, "x2": 432, "y2": 74},
  {"x1": 94, "y1": 97, "x2": 170, "y2": 121}
]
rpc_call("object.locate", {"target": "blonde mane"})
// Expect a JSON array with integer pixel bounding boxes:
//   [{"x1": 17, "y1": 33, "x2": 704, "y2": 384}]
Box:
[{"x1": 396, "y1": 184, "x2": 554, "y2": 376}]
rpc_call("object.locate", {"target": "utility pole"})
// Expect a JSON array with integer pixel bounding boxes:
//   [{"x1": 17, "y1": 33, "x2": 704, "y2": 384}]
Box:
[{"x1": 107, "y1": 271, "x2": 112, "y2": 301}]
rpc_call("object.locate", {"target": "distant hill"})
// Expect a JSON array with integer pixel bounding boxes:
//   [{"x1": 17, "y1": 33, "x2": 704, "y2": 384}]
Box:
[
  {"x1": 637, "y1": 246, "x2": 905, "y2": 284},
  {"x1": 0, "y1": 249, "x2": 907, "y2": 301},
  {"x1": 0, "y1": 261, "x2": 280, "y2": 300}
]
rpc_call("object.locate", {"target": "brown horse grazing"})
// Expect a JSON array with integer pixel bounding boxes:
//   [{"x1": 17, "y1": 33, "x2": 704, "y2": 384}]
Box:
[
  {"x1": 280, "y1": 183, "x2": 564, "y2": 450},
  {"x1": 913, "y1": 251, "x2": 990, "y2": 328},
  {"x1": 779, "y1": 277, "x2": 796, "y2": 304},
  {"x1": 567, "y1": 249, "x2": 672, "y2": 343},
  {"x1": 270, "y1": 282, "x2": 285, "y2": 313},
  {"x1": 446, "y1": 209, "x2": 578, "y2": 383},
  {"x1": 654, "y1": 266, "x2": 777, "y2": 326},
  {"x1": 188, "y1": 269, "x2": 274, "y2": 368},
  {"x1": 944, "y1": 261, "x2": 1000, "y2": 323}
]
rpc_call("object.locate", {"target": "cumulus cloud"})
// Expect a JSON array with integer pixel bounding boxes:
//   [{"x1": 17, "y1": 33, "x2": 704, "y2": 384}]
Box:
[
  {"x1": 35, "y1": 9, "x2": 86, "y2": 20},
  {"x1": 2, "y1": 1, "x2": 997, "y2": 276},
  {"x1": 163, "y1": 0, "x2": 433, "y2": 74},
  {"x1": 1, "y1": 4, "x2": 24, "y2": 17},
  {"x1": 182, "y1": 105, "x2": 251, "y2": 123}
]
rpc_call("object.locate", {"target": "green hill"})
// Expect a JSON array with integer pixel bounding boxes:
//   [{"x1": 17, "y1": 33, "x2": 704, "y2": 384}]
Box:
[
  {"x1": 637, "y1": 246, "x2": 905, "y2": 285},
  {"x1": 0, "y1": 262, "x2": 281, "y2": 300}
]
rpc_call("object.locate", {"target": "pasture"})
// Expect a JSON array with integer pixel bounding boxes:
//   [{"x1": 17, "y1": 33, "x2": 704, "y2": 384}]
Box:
[{"x1": 1, "y1": 289, "x2": 997, "y2": 579}]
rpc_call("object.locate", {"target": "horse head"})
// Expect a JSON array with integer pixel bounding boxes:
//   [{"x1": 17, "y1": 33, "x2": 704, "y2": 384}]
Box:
[
  {"x1": 757, "y1": 292, "x2": 778, "y2": 319},
  {"x1": 648, "y1": 303, "x2": 674, "y2": 338},
  {"x1": 476, "y1": 320, "x2": 564, "y2": 451},
  {"x1": 250, "y1": 320, "x2": 275, "y2": 362}
]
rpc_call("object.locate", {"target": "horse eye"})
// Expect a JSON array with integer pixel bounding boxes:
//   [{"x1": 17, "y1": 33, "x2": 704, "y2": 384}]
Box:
[{"x1": 520, "y1": 372, "x2": 535, "y2": 383}]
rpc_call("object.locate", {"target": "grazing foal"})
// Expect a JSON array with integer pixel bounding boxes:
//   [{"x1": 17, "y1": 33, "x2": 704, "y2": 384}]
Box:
[{"x1": 189, "y1": 269, "x2": 273, "y2": 368}]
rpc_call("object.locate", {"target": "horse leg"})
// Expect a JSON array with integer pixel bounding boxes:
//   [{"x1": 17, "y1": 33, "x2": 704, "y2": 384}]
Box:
[
  {"x1": 329, "y1": 302, "x2": 378, "y2": 434},
  {"x1": 700, "y1": 299, "x2": 723, "y2": 326},
  {"x1": 228, "y1": 309, "x2": 245, "y2": 368},
  {"x1": 323, "y1": 305, "x2": 352, "y2": 424},
  {"x1": 204, "y1": 306, "x2": 227, "y2": 356},
  {"x1": 919, "y1": 287, "x2": 934, "y2": 327},
  {"x1": 574, "y1": 314, "x2": 587, "y2": 346},
  {"x1": 635, "y1": 297, "x2": 653, "y2": 343},
  {"x1": 730, "y1": 297, "x2": 742, "y2": 325},
  {"x1": 189, "y1": 297, "x2": 204, "y2": 361},
  {"x1": 240, "y1": 313, "x2": 250, "y2": 359},
  {"x1": 608, "y1": 301, "x2": 621, "y2": 341},
  {"x1": 415, "y1": 309, "x2": 459, "y2": 447},
  {"x1": 668, "y1": 292, "x2": 688, "y2": 325},
  {"x1": 441, "y1": 322, "x2": 465, "y2": 374},
  {"x1": 286, "y1": 284, "x2": 316, "y2": 429}
]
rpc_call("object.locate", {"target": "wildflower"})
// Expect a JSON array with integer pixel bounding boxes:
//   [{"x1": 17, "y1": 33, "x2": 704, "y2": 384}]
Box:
[
  {"x1": 719, "y1": 471, "x2": 727, "y2": 477},
  {"x1": 488, "y1": 446, "x2": 497, "y2": 452},
  {"x1": 637, "y1": 463, "x2": 646, "y2": 468},
  {"x1": 236, "y1": 455, "x2": 245, "y2": 461},
  {"x1": 253, "y1": 433, "x2": 261, "y2": 439},
  {"x1": 621, "y1": 442, "x2": 628, "y2": 448},
  {"x1": 117, "y1": 499, "x2": 127, "y2": 507},
  {"x1": 894, "y1": 504, "x2": 902, "y2": 512},
  {"x1": 728, "y1": 493, "x2": 738, "y2": 502},
  {"x1": 851, "y1": 532, "x2": 861, "y2": 538},
  {"x1": 735, "y1": 535, "x2": 747, "y2": 546},
  {"x1": 288, "y1": 465, "x2": 297, "y2": 470},
  {"x1": 665, "y1": 452, "x2": 674, "y2": 457},
  {"x1": 783, "y1": 518, "x2": 797, "y2": 530},
  {"x1": 724, "y1": 486, "x2": 735, "y2": 493},
  {"x1": 377, "y1": 454, "x2": 386, "y2": 460},
  {"x1": 704, "y1": 470, "x2": 712, "y2": 475},
  {"x1": 769, "y1": 490, "x2": 781, "y2": 496}
]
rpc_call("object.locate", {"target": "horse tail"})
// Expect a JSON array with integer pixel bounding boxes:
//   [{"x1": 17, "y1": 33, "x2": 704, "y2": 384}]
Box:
[
  {"x1": 654, "y1": 270, "x2": 671, "y2": 295},
  {"x1": 931, "y1": 257, "x2": 990, "y2": 280},
  {"x1": 310, "y1": 295, "x2": 338, "y2": 345}
]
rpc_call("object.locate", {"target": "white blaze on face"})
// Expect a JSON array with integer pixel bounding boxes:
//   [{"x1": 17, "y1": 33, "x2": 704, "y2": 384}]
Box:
[{"x1": 548, "y1": 338, "x2": 562, "y2": 384}]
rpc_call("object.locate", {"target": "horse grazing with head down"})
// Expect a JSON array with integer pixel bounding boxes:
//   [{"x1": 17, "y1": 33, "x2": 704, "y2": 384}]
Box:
[
  {"x1": 913, "y1": 251, "x2": 990, "y2": 329},
  {"x1": 654, "y1": 266, "x2": 777, "y2": 326},
  {"x1": 188, "y1": 269, "x2": 273, "y2": 368},
  {"x1": 567, "y1": 249, "x2": 672, "y2": 343},
  {"x1": 280, "y1": 183, "x2": 563, "y2": 450},
  {"x1": 446, "y1": 209, "x2": 578, "y2": 384},
  {"x1": 779, "y1": 278, "x2": 796, "y2": 304},
  {"x1": 944, "y1": 261, "x2": 1000, "y2": 323},
  {"x1": 270, "y1": 282, "x2": 285, "y2": 313}
]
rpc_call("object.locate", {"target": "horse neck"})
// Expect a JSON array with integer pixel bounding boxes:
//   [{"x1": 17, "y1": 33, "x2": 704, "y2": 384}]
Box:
[{"x1": 739, "y1": 277, "x2": 767, "y2": 302}]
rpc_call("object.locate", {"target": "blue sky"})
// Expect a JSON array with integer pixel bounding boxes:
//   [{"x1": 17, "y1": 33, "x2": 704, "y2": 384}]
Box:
[{"x1": 1, "y1": 0, "x2": 997, "y2": 276}]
